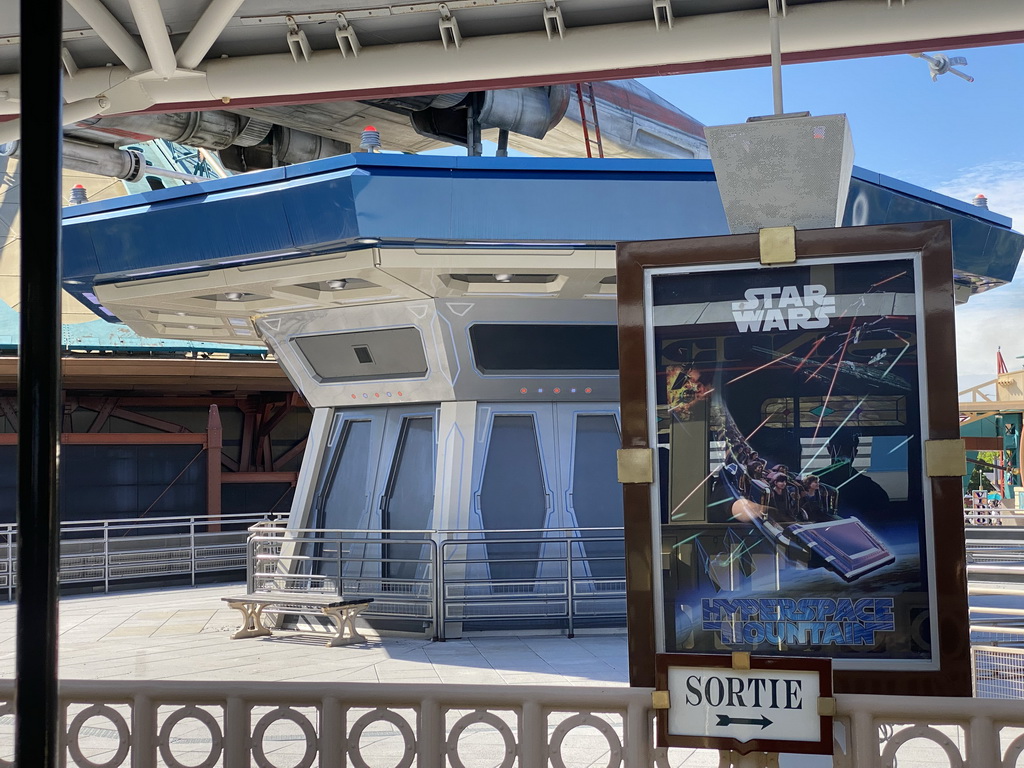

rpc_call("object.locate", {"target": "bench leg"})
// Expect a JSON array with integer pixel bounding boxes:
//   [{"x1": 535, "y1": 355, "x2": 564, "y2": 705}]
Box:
[
  {"x1": 322, "y1": 604, "x2": 369, "y2": 647},
  {"x1": 227, "y1": 601, "x2": 273, "y2": 640}
]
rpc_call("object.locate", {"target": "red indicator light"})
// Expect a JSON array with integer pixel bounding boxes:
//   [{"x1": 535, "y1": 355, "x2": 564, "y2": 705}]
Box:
[
  {"x1": 520, "y1": 388, "x2": 528, "y2": 394},
  {"x1": 397, "y1": 391, "x2": 403, "y2": 396},
  {"x1": 585, "y1": 388, "x2": 592, "y2": 394},
  {"x1": 553, "y1": 388, "x2": 561, "y2": 394},
  {"x1": 351, "y1": 394, "x2": 357, "y2": 399},
  {"x1": 374, "y1": 392, "x2": 380, "y2": 397}
]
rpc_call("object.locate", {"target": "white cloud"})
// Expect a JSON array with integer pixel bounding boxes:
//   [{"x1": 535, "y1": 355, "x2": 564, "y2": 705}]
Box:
[{"x1": 934, "y1": 162, "x2": 1024, "y2": 390}]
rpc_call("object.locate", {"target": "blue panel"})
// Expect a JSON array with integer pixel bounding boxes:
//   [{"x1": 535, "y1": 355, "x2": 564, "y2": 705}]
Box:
[{"x1": 60, "y1": 154, "x2": 1024, "y2": 325}]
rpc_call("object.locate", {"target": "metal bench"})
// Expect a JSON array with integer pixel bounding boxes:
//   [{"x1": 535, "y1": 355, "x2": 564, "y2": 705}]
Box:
[{"x1": 222, "y1": 593, "x2": 373, "y2": 647}]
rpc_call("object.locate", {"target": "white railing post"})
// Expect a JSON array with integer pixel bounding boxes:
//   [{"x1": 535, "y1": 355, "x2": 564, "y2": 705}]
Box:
[
  {"x1": 566, "y1": 534, "x2": 574, "y2": 638},
  {"x1": 437, "y1": 538, "x2": 447, "y2": 641},
  {"x1": 131, "y1": 694, "x2": 156, "y2": 768},
  {"x1": 849, "y1": 709, "x2": 877, "y2": 767},
  {"x1": 521, "y1": 700, "x2": 547, "y2": 766},
  {"x1": 6, "y1": 525, "x2": 13, "y2": 602},
  {"x1": 102, "y1": 521, "x2": 109, "y2": 593},
  {"x1": 246, "y1": 533, "x2": 255, "y2": 593},
  {"x1": 968, "y1": 715, "x2": 999, "y2": 767},
  {"x1": 418, "y1": 698, "x2": 443, "y2": 768},
  {"x1": 320, "y1": 696, "x2": 345, "y2": 768},
  {"x1": 624, "y1": 697, "x2": 651, "y2": 766},
  {"x1": 190, "y1": 517, "x2": 196, "y2": 587},
  {"x1": 224, "y1": 696, "x2": 250, "y2": 768}
]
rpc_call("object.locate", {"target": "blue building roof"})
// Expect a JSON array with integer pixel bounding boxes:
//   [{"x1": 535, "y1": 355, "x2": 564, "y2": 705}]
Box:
[{"x1": 61, "y1": 154, "x2": 1023, "y2": 322}]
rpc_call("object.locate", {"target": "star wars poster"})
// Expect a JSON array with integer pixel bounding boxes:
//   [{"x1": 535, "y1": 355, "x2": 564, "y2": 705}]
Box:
[{"x1": 651, "y1": 255, "x2": 935, "y2": 667}]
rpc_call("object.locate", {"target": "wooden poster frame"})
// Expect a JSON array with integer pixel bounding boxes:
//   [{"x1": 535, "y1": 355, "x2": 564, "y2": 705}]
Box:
[{"x1": 616, "y1": 221, "x2": 971, "y2": 697}]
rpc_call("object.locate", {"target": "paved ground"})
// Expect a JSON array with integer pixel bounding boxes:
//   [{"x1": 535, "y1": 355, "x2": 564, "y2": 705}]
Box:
[
  {"x1": 0, "y1": 582, "x2": 981, "y2": 767},
  {"x1": 0, "y1": 583, "x2": 630, "y2": 686}
]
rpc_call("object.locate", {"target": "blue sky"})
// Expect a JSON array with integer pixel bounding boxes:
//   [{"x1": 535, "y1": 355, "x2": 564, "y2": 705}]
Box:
[{"x1": 641, "y1": 43, "x2": 1024, "y2": 389}]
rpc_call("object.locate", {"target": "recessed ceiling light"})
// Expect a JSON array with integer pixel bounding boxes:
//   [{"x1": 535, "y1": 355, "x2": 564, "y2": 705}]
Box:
[
  {"x1": 494, "y1": 274, "x2": 511, "y2": 283},
  {"x1": 224, "y1": 291, "x2": 244, "y2": 301},
  {"x1": 327, "y1": 279, "x2": 348, "y2": 290}
]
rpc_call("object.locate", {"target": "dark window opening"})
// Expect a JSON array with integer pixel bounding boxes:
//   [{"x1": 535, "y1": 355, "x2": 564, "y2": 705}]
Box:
[{"x1": 470, "y1": 324, "x2": 618, "y2": 374}]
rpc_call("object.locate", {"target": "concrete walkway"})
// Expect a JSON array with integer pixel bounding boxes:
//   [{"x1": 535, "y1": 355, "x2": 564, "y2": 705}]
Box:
[{"x1": 0, "y1": 583, "x2": 630, "y2": 686}]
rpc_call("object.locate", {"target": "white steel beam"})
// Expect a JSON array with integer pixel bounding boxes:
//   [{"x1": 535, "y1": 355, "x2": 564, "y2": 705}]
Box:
[
  {"x1": 126, "y1": 0, "x2": 178, "y2": 79},
  {"x1": 0, "y1": 0, "x2": 1020, "y2": 118},
  {"x1": 0, "y1": 97, "x2": 110, "y2": 145},
  {"x1": 176, "y1": 0, "x2": 247, "y2": 70},
  {"x1": 65, "y1": 0, "x2": 149, "y2": 73}
]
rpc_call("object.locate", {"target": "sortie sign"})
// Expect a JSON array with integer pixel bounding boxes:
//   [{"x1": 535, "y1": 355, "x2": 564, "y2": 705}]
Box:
[{"x1": 656, "y1": 654, "x2": 833, "y2": 755}]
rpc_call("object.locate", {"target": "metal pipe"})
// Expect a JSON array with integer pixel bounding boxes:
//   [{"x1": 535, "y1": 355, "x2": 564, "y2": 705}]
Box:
[
  {"x1": 61, "y1": 141, "x2": 146, "y2": 181},
  {"x1": 127, "y1": 0, "x2": 179, "y2": 79},
  {"x1": 0, "y1": 96, "x2": 110, "y2": 145},
  {"x1": 16, "y1": 0, "x2": 62, "y2": 763},
  {"x1": 65, "y1": 0, "x2": 150, "y2": 72},
  {"x1": 768, "y1": 0, "x2": 783, "y2": 115},
  {"x1": 137, "y1": 165, "x2": 209, "y2": 183},
  {"x1": 176, "y1": 0, "x2": 247, "y2": 70}
]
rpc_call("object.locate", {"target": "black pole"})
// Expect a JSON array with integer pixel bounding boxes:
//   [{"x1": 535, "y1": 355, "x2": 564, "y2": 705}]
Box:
[
  {"x1": 17, "y1": 0, "x2": 63, "y2": 763},
  {"x1": 496, "y1": 129, "x2": 510, "y2": 158}
]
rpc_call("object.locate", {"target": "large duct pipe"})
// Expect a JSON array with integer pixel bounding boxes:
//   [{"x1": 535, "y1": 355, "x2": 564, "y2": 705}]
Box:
[
  {"x1": 2, "y1": 139, "x2": 210, "y2": 183},
  {"x1": 478, "y1": 86, "x2": 570, "y2": 139},
  {"x1": 58, "y1": 140, "x2": 146, "y2": 181},
  {"x1": 70, "y1": 111, "x2": 269, "y2": 151},
  {"x1": 219, "y1": 126, "x2": 350, "y2": 172},
  {"x1": 404, "y1": 86, "x2": 569, "y2": 147},
  {"x1": 362, "y1": 92, "x2": 468, "y2": 113},
  {"x1": 67, "y1": 111, "x2": 349, "y2": 172}
]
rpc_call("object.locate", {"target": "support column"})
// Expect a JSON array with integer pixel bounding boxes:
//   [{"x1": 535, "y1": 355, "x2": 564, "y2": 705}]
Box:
[
  {"x1": 207, "y1": 404, "x2": 223, "y2": 532},
  {"x1": 16, "y1": 0, "x2": 63, "y2": 762}
]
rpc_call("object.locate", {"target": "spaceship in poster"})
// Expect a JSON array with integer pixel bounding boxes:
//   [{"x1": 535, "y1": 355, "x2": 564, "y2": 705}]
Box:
[{"x1": 651, "y1": 256, "x2": 935, "y2": 665}]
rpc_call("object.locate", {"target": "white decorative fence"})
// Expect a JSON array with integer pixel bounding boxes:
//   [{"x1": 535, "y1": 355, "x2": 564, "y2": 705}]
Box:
[{"x1": 2, "y1": 680, "x2": 1024, "y2": 767}]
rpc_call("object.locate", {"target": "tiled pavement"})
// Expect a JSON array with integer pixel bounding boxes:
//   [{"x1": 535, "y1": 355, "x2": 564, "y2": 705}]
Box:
[{"x1": 0, "y1": 583, "x2": 630, "y2": 686}]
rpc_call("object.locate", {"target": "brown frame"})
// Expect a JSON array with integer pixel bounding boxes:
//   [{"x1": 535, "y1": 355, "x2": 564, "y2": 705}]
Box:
[
  {"x1": 616, "y1": 221, "x2": 970, "y2": 697},
  {"x1": 655, "y1": 653, "x2": 834, "y2": 755}
]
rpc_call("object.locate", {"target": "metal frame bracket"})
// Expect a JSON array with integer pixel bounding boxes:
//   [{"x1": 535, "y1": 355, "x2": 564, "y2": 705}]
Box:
[
  {"x1": 925, "y1": 439, "x2": 966, "y2": 477},
  {"x1": 652, "y1": 0, "x2": 673, "y2": 30},
  {"x1": 758, "y1": 226, "x2": 796, "y2": 264},
  {"x1": 439, "y1": 4, "x2": 462, "y2": 49},
  {"x1": 335, "y1": 14, "x2": 361, "y2": 57},
  {"x1": 286, "y1": 16, "x2": 312, "y2": 62},
  {"x1": 544, "y1": 0, "x2": 565, "y2": 39},
  {"x1": 617, "y1": 448, "x2": 653, "y2": 484}
]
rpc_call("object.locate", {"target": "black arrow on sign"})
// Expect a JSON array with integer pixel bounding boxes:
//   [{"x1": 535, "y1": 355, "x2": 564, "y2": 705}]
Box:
[{"x1": 716, "y1": 714, "x2": 773, "y2": 729}]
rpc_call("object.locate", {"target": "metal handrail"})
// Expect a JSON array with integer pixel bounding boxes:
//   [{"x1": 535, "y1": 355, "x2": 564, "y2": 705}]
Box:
[
  {"x1": 0, "y1": 513, "x2": 266, "y2": 601},
  {"x1": 249, "y1": 526, "x2": 626, "y2": 640}
]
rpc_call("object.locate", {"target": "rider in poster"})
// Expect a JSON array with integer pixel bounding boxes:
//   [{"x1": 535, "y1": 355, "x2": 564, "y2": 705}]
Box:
[{"x1": 652, "y1": 257, "x2": 933, "y2": 665}]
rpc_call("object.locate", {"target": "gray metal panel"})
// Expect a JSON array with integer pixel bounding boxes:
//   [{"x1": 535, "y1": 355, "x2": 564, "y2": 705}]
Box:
[
  {"x1": 295, "y1": 327, "x2": 428, "y2": 383},
  {"x1": 437, "y1": 297, "x2": 620, "y2": 403},
  {"x1": 706, "y1": 114, "x2": 854, "y2": 234},
  {"x1": 255, "y1": 300, "x2": 457, "y2": 408}
]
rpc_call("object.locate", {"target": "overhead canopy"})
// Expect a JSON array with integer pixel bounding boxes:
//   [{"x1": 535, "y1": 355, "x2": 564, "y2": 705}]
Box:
[
  {"x1": 60, "y1": 154, "x2": 1023, "y2": 346},
  {"x1": 0, "y1": 0, "x2": 1020, "y2": 120}
]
